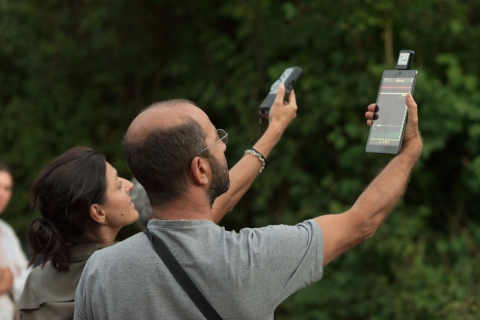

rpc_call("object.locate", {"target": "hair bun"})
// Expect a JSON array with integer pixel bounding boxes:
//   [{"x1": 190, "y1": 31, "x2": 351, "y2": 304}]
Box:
[{"x1": 26, "y1": 218, "x2": 69, "y2": 270}]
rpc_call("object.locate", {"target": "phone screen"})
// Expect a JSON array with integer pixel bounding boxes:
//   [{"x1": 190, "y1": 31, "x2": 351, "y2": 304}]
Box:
[{"x1": 366, "y1": 70, "x2": 417, "y2": 154}]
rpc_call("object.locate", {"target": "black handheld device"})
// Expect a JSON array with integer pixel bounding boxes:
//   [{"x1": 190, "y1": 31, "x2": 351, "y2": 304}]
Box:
[
  {"x1": 366, "y1": 50, "x2": 417, "y2": 154},
  {"x1": 259, "y1": 67, "x2": 303, "y2": 115}
]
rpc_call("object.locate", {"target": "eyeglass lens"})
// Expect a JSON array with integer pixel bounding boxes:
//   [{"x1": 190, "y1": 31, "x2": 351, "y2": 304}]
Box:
[{"x1": 217, "y1": 129, "x2": 228, "y2": 144}]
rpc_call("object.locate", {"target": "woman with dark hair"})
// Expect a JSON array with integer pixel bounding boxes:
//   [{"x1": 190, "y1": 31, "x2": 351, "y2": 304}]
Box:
[
  {"x1": 17, "y1": 143, "x2": 266, "y2": 319},
  {"x1": 18, "y1": 147, "x2": 139, "y2": 319},
  {"x1": 17, "y1": 92, "x2": 296, "y2": 319}
]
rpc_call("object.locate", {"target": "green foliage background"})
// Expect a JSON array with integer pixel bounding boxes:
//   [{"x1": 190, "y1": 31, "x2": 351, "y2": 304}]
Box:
[{"x1": 1, "y1": 0, "x2": 480, "y2": 318}]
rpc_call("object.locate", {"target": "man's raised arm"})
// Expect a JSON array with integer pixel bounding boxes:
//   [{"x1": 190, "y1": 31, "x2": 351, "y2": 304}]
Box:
[
  {"x1": 212, "y1": 83, "x2": 298, "y2": 223},
  {"x1": 315, "y1": 93, "x2": 423, "y2": 266}
]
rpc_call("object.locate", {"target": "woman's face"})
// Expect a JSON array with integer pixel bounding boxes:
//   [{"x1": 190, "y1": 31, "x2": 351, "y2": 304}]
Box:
[{"x1": 99, "y1": 163, "x2": 139, "y2": 229}]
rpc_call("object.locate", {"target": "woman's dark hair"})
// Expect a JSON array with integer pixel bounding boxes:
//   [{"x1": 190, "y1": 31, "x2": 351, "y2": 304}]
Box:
[{"x1": 26, "y1": 147, "x2": 108, "y2": 271}]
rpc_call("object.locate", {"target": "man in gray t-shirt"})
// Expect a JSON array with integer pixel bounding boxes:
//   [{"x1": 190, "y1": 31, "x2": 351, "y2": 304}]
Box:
[
  {"x1": 75, "y1": 85, "x2": 423, "y2": 319},
  {"x1": 76, "y1": 220, "x2": 322, "y2": 319}
]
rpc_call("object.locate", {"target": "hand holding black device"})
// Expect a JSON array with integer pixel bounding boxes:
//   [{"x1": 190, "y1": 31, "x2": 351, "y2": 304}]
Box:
[
  {"x1": 366, "y1": 50, "x2": 417, "y2": 154},
  {"x1": 259, "y1": 67, "x2": 303, "y2": 115}
]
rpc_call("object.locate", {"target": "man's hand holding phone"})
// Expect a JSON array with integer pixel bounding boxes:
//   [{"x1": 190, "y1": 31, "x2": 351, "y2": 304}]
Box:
[
  {"x1": 262, "y1": 82, "x2": 298, "y2": 136},
  {"x1": 365, "y1": 93, "x2": 422, "y2": 157},
  {"x1": 211, "y1": 81, "x2": 298, "y2": 223}
]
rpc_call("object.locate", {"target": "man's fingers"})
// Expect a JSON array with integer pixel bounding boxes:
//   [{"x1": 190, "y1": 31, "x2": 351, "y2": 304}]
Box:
[
  {"x1": 365, "y1": 103, "x2": 379, "y2": 125},
  {"x1": 365, "y1": 111, "x2": 378, "y2": 120},
  {"x1": 274, "y1": 82, "x2": 286, "y2": 105},
  {"x1": 259, "y1": 112, "x2": 269, "y2": 120},
  {"x1": 402, "y1": 93, "x2": 421, "y2": 143},
  {"x1": 367, "y1": 104, "x2": 377, "y2": 112},
  {"x1": 287, "y1": 88, "x2": 297, "y2": 107},
  {"x1": 406, "y1": 93, "x2": 418, "y2": 122}
]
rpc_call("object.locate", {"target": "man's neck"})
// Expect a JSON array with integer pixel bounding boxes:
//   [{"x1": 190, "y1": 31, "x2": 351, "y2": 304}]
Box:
[{"x1": 151, "y1": 196, "x2": 214, "y2": 222}]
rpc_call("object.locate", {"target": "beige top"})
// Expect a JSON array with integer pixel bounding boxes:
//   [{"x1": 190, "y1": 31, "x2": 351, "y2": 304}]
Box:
[{"x1": 18, "y1": 244, "x2": 105, "y2": 320}]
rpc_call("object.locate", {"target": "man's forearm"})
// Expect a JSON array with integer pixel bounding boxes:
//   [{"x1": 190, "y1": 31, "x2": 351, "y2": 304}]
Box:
[
  {"x1": 211, "y1": 84, "x2": 297, "y2": 223},
  {"x1": 316, "y1": 94, "x2": 422, "y2": 266},
  {"x1": 211, "y1": 125, "x2": 285, "y2": 223},
  {"x1": 349, "y1": 138, "x2": 423, "y2": 238},
  {"x1": 316, "y1": 138, "x2": 422, "y2": 266}
]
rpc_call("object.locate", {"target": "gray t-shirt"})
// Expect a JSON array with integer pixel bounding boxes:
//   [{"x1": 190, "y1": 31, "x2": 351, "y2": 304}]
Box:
[{"x1": 74, "y1": 219, "x2": 324, "y2": 320}]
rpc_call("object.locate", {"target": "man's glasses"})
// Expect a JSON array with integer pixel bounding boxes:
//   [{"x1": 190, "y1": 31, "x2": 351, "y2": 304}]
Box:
[{"x1": 199, "y1": 129, "x2": 228, "y2": 154}]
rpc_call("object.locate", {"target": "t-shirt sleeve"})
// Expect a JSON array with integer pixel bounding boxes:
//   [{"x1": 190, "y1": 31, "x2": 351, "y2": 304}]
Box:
[{"x1": 240, "y1": 219, "x2": 324, "y2": 308}]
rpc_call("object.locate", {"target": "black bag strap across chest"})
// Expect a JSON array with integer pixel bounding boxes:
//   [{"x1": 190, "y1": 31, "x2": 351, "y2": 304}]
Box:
[{"x1": 143, "y1": 228, "x2": 223, "y2": 320}]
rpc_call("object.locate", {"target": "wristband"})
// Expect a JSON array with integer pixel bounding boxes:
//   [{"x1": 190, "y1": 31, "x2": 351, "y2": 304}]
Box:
[
  {"x1": 250, "y1": 148, "x2": 267, "y2": 164},
  {"x1": 244, "y1": 148, "x2": 266, "y2": 173}
]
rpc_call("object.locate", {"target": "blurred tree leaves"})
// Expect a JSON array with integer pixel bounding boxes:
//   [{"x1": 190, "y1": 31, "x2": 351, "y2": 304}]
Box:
[{"x1": 1, "y1": 0, "x2": 480, "y2": 318}]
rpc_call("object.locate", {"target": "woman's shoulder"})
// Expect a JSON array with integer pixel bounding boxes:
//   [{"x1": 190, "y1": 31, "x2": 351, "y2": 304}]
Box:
[
  {"x1": 0, "y1": 219, "x2": 17, "y2": 237},
  {"x1": 19, "y1": 244, "x2": 100, "y2": 310},
  {"x1": 20, "y1": 273, "x2": 75, "y2": 320}
]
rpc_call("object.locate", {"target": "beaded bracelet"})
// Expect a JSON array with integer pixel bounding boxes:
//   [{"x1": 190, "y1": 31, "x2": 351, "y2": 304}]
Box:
[
  {"x1": 250, "y1": 148, "x2": 267, "y2": 164},
  {"x1": 244, "y1": 148, "x2": 267, "y2": 173}
]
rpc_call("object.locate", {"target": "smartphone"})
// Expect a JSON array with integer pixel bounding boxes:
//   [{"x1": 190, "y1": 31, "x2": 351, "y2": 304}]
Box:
[
  {"x1": 259, "y1": 67, "x2": 303, "y2": 115},
  {"x1": 365, "y1": 69, "x2": 418, "y2": 154}
]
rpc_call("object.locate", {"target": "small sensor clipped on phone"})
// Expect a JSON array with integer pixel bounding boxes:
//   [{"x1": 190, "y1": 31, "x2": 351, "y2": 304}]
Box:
[{"x1": 396, "y1": 50, "x2": 415, "y2": 70}]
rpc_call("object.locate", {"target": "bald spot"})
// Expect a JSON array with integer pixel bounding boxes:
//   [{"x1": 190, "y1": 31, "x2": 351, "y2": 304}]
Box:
[{"x1": 127, "y1": 101, "x2": 210, "y2": 143}]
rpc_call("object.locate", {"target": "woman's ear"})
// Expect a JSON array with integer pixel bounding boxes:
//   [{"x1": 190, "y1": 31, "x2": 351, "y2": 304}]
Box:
[
  {"x1": 89, "y1": 204, "x2": 106, "y2": 224},
  {"x1": 190, "y1": 156, "x2": 209, "y2": 186}
]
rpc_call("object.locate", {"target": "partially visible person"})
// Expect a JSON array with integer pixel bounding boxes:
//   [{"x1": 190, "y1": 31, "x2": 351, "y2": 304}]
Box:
[
  {"x1": 20, "y1": 89, "x2": 297, "y2": 319},
  {"x1": 0, "y1": 162, "x2": 30, "y2": 320},
  {"x1": 0, "y1": 241, "x2": 14, "y2": 320},
  {"x1": 130, "y1": 178, "x2": 152, "y2": 229},
  {"x1": 18, "y1": 147, "x2": 140, "y2": 320}
]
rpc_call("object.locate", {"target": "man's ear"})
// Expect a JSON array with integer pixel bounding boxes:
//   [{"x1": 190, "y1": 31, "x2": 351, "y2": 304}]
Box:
[
  {"x1": 90, "y1": 204, "x2": 106, "y2": 224},
  {"x1": 190, "y1": 156, "x2": 209, "y2": 186}
]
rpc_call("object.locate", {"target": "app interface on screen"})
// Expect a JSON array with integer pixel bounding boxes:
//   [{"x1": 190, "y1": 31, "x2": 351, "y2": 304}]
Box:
[{"x1": 368, "y1": 77, "x2": 414, "y2": 146}]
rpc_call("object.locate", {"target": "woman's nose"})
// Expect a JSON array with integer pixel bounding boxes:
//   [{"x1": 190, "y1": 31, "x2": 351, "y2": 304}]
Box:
[{"x1": 124, "y1": 179, "x2": 134, "y2": 193}]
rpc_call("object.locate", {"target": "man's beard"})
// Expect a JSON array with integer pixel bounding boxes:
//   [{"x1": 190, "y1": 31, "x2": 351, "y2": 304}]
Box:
[{"x1": 205, "y1": 151, "x2": 230, "y2": 206}]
